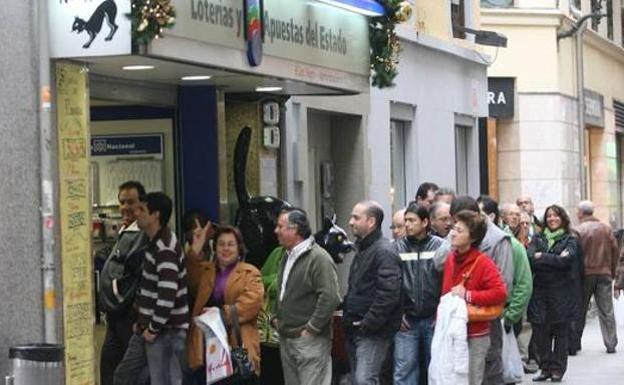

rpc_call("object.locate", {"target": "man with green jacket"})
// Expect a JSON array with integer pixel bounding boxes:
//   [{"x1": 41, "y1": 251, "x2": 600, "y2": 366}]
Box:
[{"x1": 273, "y1": 207, "x2": 341, "y2": 385}]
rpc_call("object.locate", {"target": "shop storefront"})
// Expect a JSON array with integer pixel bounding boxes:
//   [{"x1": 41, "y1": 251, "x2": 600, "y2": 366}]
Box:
[{"x1": 47, "y1": 0, "x2": 372, "y2": 383}]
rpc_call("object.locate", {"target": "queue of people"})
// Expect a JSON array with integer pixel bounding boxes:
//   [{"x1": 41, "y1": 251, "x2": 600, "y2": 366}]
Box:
[{"x1": 97, "y1": 179, "x2": 623, "y2": 385}]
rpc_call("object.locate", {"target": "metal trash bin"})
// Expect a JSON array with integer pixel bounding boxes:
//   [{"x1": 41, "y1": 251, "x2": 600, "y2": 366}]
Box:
[{"x1": 7, "y1": 344, "x2": 63, "y2": 385}]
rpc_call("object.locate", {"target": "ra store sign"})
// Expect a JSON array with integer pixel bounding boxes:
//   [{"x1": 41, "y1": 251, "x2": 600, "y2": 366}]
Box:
[
  {"x1": 49, "y1": 0, "x2": 131, "y2": 58},
  {"x1": 487, "y1": 77, "x2": 515, "y2": 119}
]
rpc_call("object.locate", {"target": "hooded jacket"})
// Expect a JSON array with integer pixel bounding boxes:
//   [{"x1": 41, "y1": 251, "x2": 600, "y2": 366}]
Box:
[{"x1": 394, "y1": 234, "x2": 444, "y2": 319}]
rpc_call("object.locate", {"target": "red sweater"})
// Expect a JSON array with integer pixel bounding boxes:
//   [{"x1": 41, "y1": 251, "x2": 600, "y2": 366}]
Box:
[{"x1": 441, "y1": 247, "x2": 507, "y2": 338}]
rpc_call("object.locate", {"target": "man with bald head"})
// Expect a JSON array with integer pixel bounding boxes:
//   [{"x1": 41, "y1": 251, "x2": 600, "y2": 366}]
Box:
[
  {"x1": 575, "y1": 200, "x2": 619, "y2": 353},
  {"x1": 344, "y1": 201, "x2": 402, "y2": 385},
  {"x1": 391, "y1": 209, "x2": 406, "y2": 241}
]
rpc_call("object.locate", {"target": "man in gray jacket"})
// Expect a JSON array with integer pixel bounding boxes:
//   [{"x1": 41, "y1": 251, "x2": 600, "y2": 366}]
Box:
[
  {"x1": 274, "y1": 207, "x2": 341, "y2": 385},
  {"x1": 433, "y1": 196, "x2": 514, "y2": 385}
]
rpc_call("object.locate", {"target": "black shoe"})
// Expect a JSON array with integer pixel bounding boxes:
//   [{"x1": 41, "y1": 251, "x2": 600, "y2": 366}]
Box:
[
  {"x1": 568, "y1": 349, "x2": 577, "y2": 356},
  {"x1": 607, "y1": 347, "x2": 616, "y2": 353},
  {"x1": 551, "y1": 373, "x2": 563, "y2": 382},
  {"x1": 532, "y1": 372, "x2": 552, "y2": 382}
]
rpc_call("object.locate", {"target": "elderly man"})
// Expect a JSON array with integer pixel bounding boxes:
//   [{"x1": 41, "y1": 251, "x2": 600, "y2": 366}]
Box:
[
  {"x1": 344, "y1": 201, "x2": 402, "y2": 385},
  {"x1": 517, "y1": 195, "x2": 543, "y2": 235},
  {"x1": 274, "y1": 207, "x2": 341, "y2": 385},
  {"x1": 391, "y1": 209, "x2": 407, "y2": 241},
  {"x1": 429, "y1": 202, "x2": 452, "y2": 238},
  {"x1": 503, "y1": 203, "x2": 522, "y2": 232},
  {"x1": 576, "y1": 200, "x2": 619, "y2": 354}
]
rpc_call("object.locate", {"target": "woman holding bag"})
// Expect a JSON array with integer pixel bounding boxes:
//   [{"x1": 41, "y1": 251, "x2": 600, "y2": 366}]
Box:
[
  {"x1": 440, "y1": 210, "x2": 507, "y2": 385},
  {"x1": 186, "y1": 225, "x2": 264, "y2": 384},
  {"x1": 527, "y1": 205, "x2": 581, "y2": 382}
]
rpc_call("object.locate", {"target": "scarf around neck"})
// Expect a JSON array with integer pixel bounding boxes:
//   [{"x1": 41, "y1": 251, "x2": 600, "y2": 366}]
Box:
[{"x1": 544, "y1": 227, "x2": 566, "y2": 249}]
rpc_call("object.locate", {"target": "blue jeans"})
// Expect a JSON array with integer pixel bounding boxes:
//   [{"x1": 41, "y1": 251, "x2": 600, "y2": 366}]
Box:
[
  {"x1": 114, "y1": 329, "x2": 187, "y2": 385},
  {"x1": 393, "y1": 316, "x2": 434, "y2": 385},
  {"x1": 346, "y1": 332, "x2": 392, "y2": 385}
]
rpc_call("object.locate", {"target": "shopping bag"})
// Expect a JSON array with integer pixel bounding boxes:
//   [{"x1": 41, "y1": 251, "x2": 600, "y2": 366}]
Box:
[
  {"x1": 501, "y1": 322, "x2": 523, "y2": 384},
  {"x1": 196, "y1": 307, "x2": 234, "y2": 384}
]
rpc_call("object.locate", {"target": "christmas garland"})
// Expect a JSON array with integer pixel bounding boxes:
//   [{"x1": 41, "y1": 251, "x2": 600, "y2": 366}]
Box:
[
  {"x1": 370, "y1": 1, "x2": 412, "y2": 88},
  {"x1": 130, "y1": 0, "x2": 176, "y2": 46}
]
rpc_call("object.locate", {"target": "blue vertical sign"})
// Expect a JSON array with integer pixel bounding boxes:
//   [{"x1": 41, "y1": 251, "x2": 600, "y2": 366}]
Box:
[{"x1": 245, "y1": 0, "x2": 263, "y2": 66}]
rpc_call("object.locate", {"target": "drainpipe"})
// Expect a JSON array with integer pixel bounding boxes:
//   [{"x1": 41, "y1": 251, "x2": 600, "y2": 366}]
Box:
[
  {"x1": 575, "y1": 25, "x2": 587, "y2": 200},
  {"x1": 35, "y1": 0, "x2": 58, "y2": 343}
]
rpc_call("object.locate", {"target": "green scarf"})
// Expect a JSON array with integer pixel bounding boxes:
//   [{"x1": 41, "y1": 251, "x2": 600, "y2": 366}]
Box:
[{"x1": 544, "y1": 228, "x2": 566, "y2": 249}]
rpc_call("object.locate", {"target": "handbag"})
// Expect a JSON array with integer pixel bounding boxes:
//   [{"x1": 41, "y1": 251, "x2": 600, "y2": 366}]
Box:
[
  {"x1": 459, "y1": 255, "x2": 504, "y2": 322},
  {"x1": 228, "y1": 305, "x2": 254, "y2": 381}
]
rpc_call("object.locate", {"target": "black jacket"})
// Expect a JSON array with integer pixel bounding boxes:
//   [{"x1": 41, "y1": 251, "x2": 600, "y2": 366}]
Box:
[
  {"x1": 343, "y1": 230, "x2": 402, "y2": 337},
  {"x1": 393, "y1": 234, "x2": 444, "y2": 319},
  {"x1": 526, "y1": 232, "x2": 583, "y2": 324},
  {"x1": 99, "y1": 224, "x2": 148, "y2": 315}
]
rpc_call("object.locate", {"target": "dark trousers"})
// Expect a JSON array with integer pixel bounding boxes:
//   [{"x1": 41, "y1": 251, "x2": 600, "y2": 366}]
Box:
[
  {"x1": 101, "y1": 312, "x2": 134, "y2": 385},
  {"x1": 579, "y1": 274, "x2": 618, "y2": 350},
  {"x1": 532, "y1": 322, "x2": 569, "y2": 376},
  {"x1": 482, "y1": 318, "x2": 504, "y2": 385},
  {"x1": 260, "y1": 344, "x2": 284, "y2": 385}
]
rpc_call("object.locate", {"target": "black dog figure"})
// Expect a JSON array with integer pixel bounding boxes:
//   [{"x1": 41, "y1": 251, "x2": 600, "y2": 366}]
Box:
[
  {"x1": 314, "y1": 215, "x2": 354, "y2": 264},
  {"x1": 72, "y1": 0, "x2": 119, "y2": 48}
]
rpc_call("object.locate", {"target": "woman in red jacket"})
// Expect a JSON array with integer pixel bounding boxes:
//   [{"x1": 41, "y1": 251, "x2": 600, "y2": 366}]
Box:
[{"x1": 441, "y1": 210, "x2": 507, "y2": 385}]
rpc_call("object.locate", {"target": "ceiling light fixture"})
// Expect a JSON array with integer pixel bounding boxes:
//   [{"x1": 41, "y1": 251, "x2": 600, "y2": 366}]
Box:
[
  {"x1": 122, "y1": 65, "x2": 155, "y2": 71},
  {"x1": 181, "y1": 75, "x2": 213, "y2": 81},
  {"x1": 315, "y1": 0, "x2": 385, "y2": 17},
  {"x1": 255, "y1": 86, "x2": 283, "y2": 92}
]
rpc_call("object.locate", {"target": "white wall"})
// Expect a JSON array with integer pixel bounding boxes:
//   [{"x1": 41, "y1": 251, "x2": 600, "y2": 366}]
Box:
[{"x1": 368, "y1": 37, "x2": 489, "y2": 231}]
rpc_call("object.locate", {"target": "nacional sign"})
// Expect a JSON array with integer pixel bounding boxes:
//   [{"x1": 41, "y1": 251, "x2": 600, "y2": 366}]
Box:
[
  {"x1": 91, "y1": 134, "x2": 164, "y2": 157},
  {"x1": 169, "y1": 0, "x2": 369, "y2": 75},
  {"x1": 487, "y1": 77, "x2": 515, "y2": 118}
]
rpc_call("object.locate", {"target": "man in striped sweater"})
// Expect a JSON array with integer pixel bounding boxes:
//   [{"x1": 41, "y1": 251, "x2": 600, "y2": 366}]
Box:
[{"x1": 114, "y1": 192, "x2": 189, "y2": 385}]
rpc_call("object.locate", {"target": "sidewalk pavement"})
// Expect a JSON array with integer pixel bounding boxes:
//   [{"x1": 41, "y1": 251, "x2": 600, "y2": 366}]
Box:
[{"x1": 519, "y1": 297, "x2": 624, "y2": 384}]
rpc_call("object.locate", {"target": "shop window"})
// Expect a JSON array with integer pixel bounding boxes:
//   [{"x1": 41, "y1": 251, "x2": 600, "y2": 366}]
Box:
[
  {"x1": 451, "y1": 0, "x2": 466, "y2": 39},
  {"x1": 455, "y1": 125, "x2": 470, "y2": 195},
  {"x1": 390, "y1": 120, "x2": 407, "y2": 212}
]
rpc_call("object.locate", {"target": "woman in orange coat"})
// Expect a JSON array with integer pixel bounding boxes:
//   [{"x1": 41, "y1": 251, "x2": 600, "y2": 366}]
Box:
[{"x1": 186, "y1": 225, "x2": 264, "y2": 384}]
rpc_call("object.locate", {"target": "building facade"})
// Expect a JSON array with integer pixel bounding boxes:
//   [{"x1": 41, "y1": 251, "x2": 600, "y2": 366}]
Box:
[{"x1": 482, "y1": 0, "x2": 624, "y2": 223}]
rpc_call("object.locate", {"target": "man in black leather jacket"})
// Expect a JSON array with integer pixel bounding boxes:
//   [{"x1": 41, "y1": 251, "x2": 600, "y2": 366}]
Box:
[
  {"x1": 97, "y1": 181, "x2": 149, "y2": 385},
  {"x1": 343, "y1": 200, "x2": 402, "y2": 385},
  {"x1": 392, "y1": 202, "x2": 444, "y2": 385}
]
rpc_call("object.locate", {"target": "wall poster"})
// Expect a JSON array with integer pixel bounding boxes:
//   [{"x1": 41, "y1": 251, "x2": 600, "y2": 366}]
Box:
[{"x1": 56, "y1": 61, "x2": 95, "y2": 385}]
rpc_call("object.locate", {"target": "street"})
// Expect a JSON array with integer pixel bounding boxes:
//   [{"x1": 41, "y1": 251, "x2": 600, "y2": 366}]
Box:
[{"x1": 519, "y1": 299, "x2": 624, "y2": 384}]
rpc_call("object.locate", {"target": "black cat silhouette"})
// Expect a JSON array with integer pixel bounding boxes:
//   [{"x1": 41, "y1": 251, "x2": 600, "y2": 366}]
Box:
[{"x1": 72, "y1": 0, "x2": 118, "y2": 49}]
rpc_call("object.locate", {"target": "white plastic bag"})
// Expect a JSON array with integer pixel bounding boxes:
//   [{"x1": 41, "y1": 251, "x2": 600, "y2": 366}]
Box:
[
  {"x1": 196, "y1": 307, "x2": 233, "y2": 384},
  {"x1": 501, "y1": 323, "x2": 523, "y2": 384}
]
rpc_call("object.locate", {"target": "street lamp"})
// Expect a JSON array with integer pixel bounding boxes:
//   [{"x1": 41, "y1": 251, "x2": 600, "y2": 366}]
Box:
[{"x1": 557, "y1": 6, "x2": 606, "y2": 200}]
